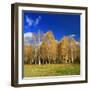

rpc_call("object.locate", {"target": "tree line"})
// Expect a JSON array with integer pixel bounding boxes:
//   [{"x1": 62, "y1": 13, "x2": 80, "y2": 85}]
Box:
[{"x1": 24, "y1": 31, "x2": 80, "y2": 65}]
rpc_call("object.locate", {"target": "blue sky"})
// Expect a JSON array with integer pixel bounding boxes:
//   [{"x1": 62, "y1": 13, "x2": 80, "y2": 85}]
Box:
[{"x1": 23, "y1": 11, "x2": 80, "y2": 41}]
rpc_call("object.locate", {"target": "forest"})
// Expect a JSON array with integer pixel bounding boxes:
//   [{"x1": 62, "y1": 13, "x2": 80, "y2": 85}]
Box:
[{"x1": 24, "y1": 31, "x2": 80, "y2": 65}]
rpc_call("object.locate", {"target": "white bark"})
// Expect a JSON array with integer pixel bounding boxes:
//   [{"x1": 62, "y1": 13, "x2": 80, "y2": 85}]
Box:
[
  {"x1": 38, "y1": 30, "x2": 41, "y2": 65},
  {"x1": 71, "y1": 49, "x2": 74, "y2": 63}
]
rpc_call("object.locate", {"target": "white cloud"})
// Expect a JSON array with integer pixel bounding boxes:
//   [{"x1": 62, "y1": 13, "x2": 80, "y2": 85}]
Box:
[
  {"x1": 69, "y1": 34, "x2": 76, "y2": 38},
  {"x1": 24, "y1": 31, "x2": 43, "y2": 46},
  {"x1": 34, "y1": 16, "x2": 42, "y2": 26},
  {"x1": 38, "y1": 16, "x2": 42, "y2": 19},
  {"x1": 24, "y1": 32, "x2": 33, "y2": 45},
  {"x1": 24, "y1": 32, "x2": 33, "y2": 38},
  {"x1": 26, "y1": 16, "x2": 34, "y2": 26},
  {"x1": 25, "y1": 16, "x2": 42, "y2": 27}
]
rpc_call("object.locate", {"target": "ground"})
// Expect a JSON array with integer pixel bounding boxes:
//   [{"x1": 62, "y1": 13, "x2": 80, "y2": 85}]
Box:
[{"x1": 24, "y1": 64, "x2": 80, "y2": 77}]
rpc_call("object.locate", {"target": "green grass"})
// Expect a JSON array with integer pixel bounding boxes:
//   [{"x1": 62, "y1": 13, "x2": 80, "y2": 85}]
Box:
[{"x1": 24, "y1": 64, "x2": 80, "y2": 77}]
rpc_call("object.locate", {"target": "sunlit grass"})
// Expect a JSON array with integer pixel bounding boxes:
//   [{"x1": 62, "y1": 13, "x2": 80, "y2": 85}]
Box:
[{"x1": 24, "y1": 64, "x2": 80, "y2": 77}]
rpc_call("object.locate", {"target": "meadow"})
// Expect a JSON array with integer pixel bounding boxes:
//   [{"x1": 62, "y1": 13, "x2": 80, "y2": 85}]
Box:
[{"x1": 24, "y1": 64, "x2": 80, "y2": 77}]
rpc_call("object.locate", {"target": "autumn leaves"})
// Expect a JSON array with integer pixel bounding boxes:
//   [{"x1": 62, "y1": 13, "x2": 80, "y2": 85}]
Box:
[{"x1": 24, "y1": 31, "x2": 80, "y2": 65}]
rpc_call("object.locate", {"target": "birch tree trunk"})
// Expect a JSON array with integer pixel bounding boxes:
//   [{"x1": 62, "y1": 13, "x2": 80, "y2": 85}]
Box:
[
  {"x1": 38, "y1": 30, "x2": 41, "y2": 65},
  {"x1": 71, "y1": 49, "x2": 74, "y2": 63}
]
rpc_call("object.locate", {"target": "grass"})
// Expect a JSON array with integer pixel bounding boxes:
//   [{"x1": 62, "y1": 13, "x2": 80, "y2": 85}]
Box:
[{"x1": 24, "y1": 64, "x2": 80, "y2": 77}]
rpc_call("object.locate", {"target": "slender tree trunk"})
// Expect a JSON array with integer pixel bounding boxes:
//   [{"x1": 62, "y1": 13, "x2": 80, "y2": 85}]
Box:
[
  {"x1": 71, "y1": 50, "x2": 74, "y2": 63},
  {"x1": 38, "y1": 30, "x2": 41, "y2": 65},
  {"x1": 38, "y1": 56, "x2": 41, "y2": 65},
  {"x1": 29, "y1": 59, "x2": 31, "y2": 64},
  {"x1": 35, "y1": 49, "x2": 37, "y2": 65}
]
